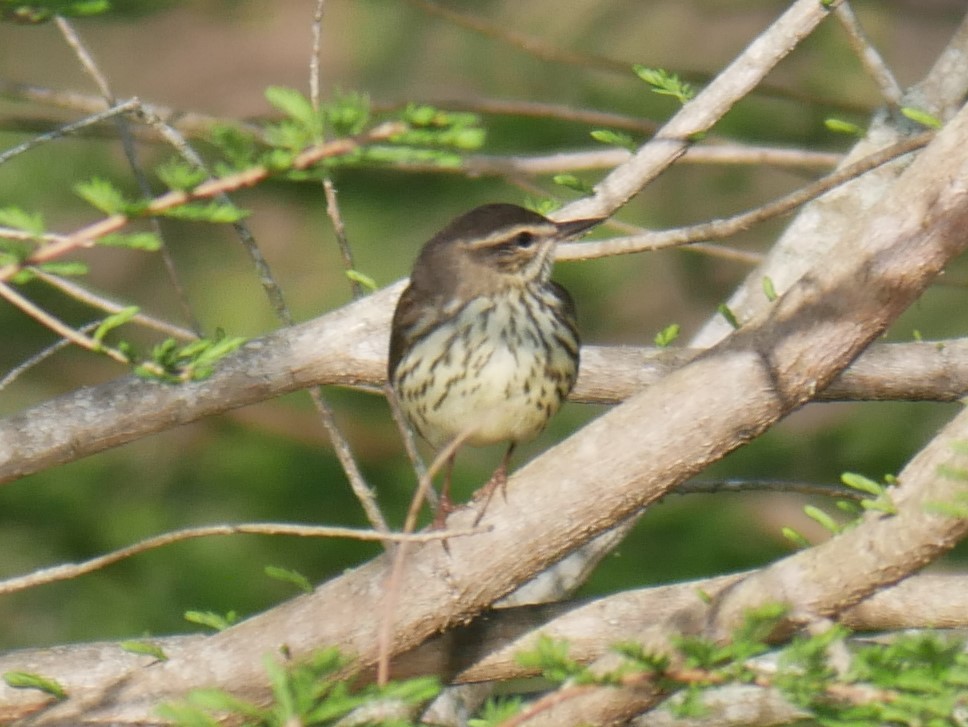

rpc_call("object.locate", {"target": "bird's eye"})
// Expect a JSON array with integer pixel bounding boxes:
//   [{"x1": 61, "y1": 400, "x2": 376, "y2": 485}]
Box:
[{"x1": 512, "y1": 231, "x2": 536, "y2": 248}]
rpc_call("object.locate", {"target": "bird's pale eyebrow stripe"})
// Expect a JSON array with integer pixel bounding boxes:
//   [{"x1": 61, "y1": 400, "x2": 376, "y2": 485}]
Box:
[{"x1": 464, "y1": 223, "x2": 556, "y2": 250}]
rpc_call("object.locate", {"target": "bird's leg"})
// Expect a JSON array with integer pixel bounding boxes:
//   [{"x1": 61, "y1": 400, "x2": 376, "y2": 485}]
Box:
[
  {"x1": 432, "y1": 450, "x2": 458, "y2": 530},
  {"x1": 473, "y1": 443, "x2": 516, "y2": 526}
]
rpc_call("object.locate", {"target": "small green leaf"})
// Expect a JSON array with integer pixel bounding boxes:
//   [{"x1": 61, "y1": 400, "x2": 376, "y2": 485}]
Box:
[
  {"x1": 184, "y1": 610, "x2": 238, "y2": 632},
  {"x1": 901, "y1": 106, "x2": 942, "y2": 129},
  {"x1": 156, "y1": 158, "x2": 208, "y2": 191},
  {"x1": 824, "y1": 118, "x2": 864, "y2": 136},
  {"x1": 3, "y1": 671, "x2": 67, "y2": 700},
  {"x1": 98, "y1": 232, "x2": 162, "y2": 250},
  {"x1": 161, "y1": 202, "x2": 249, "y2": 223},
  {"x1": 552, "y1": 174, "x2": 594, "y2": 195},
  {"x1": 322, "y1": 89, "x2": 370, "y2": 137},
  {"x1": 590, "y1": 129, "x2": 636, "y2": 151},
  {"x1": 840, "y1": 471, "x2": 883, "y2": 497},
  {"x1": 266, "y1": 86, "x2": 319, "y2": 131},
  {"x1": 74, "y1": 177, "x2": 129, "y2": 215},
  {"x1": 633, "y1": 65, "x2": 695, "y2": 103},
  {"x1": 37, "y1": 261, "x2": 88, "y2": 276},
  {"x1": 717, "y1": 303, "x2": 740, "y2": 329},
  {"x1": 0, "y1": 206, "x2": 45, "y2": 235},
  {"x1": 762, "y1": 276, "x2": 778, "y2": 302},
  {"x1": 187, "y1": 688, "x2": 266, "y2": 719},
  {"x1": 804, "y1": 505, "x2": 840, "y2": 534},
  {"x1": 782, "y1": 527, "x2": 810, "y2": 549},
  {"x1": 264, "y1": 565, "x2": 312, "y2": 594},
  {"x1": 120, "y1": 640, "x2": 168, "y2": 661},
  {"x1": 345, "y1": 269, "x2": 378, "y2": 292},
  {"x1": 93, "y1": 306, "x2": 140, "y2": 344},
  {"x1": 654, "y1": 323, "x2": 680, "y2": 347}
]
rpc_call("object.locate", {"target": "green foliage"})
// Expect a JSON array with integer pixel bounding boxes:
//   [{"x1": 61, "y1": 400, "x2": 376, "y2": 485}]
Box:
[
  {"x1": 119, "y1": 640, "x2": 168, "y2": 661},
  {"x1": 825, "y1": 117, "x2": 864, "y2": 136},
  {"x1": 552, "y1": 174, "x2": 594, "y2": 195},
  {"x1": 345, "y1": 269, "x2": 378, "y2": 292},
  {"x1": 633, "y1": 65, "x2": 696, "y2": 104},
  {"x1": 0, "y1": 206, "x2": 45, "y2": 236},
  {"x1": 516, "y1": 635, "x2": 590, "y2": 684},
  {"x1": 654, "y1": 323, "x2": 681, "y2": 347},
  {"x1": 159, "y1": 648, "x2": 440, "y2": 727},
  {"x1": 762, "y1": 275, "x2": 778, "y2": 302},
  {"x1": 841, "y1": 471, "x2": 897, "y2": 515},
  {"x1": 74, "y1": 176, "x2": 132, "y2": 215},
  {"x1": 156, "y1": 158, "x2": 208, "y2": 192},
  {"x1": 264, "y1": 565, "x2": 313, "y2": 594},
  {"x1": 92, "y1": 305, "x2": 139, "y2": 345},
  {"x1": 160, "y1": 201, "x2": 250, "y2": 224},
  {"x1": 97, "y1": 231, "x2": 162, "y2": 250},
  {"x1": 2, "y1": 670, "x2": 68, "y2": 699},
  {"x1": 136, "y1": 333, "x2": 247, "y2": 383},
  {"x1": 901, "y1": 106, "x2": 942, "y2": 130},
  {"x1": 468, "y1": 697, "x2": 524, "y2": 727},
  {"x1": 512, "y1": 610, "x2": 968, "y2": 726},
  {"x1": 183, "y1": 610, "x2": 240, "y2": 632},
  {"x1": 717, "y1": 302, "x2": 740, "y2": 329},
  {"x1": 779, "y1": 630, "x2": 968, "y2": 726},
  {"x1": 590, "y1": 128, "x2": 636, "y2": 151},
  {"x1": 0, "y1": 0, "x2": 108, "y2": 23}
]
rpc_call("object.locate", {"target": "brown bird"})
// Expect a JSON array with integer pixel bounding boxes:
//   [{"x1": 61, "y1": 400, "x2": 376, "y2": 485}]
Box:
[{"x1": 388, "y1": 203, "x2": 601, "y2": 525}]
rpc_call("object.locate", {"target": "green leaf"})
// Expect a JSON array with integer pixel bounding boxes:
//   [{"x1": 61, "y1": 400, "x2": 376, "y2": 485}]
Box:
[
  {"x1": 98, "y1": 232, "x2": 162, "y2": 250},
  {"x1": 552, "y1": 174, "x2": 594, "y2": 195},
  {"x1": 161, "y1": 202, "x2": 249, "y2": 224},
  {"x1": 184, "y1": 610, "x2": 238, "y2": 632},
  {"x1": 762, "y1": 275, "x2": 778, "y2": 302},
  {"x1": 266, "y1": 86, "x2": 319, "y2": 131},
  {"x1": 803, "y1": 505, "x2": 840, "y2": 534},
  {"x1": 120, "y1": 640, "x2": 168, "y2": 661},
  {"x1": 345, "y1": 269, "x2": 378, "y2": 292},
  {"x1": 716, "y1": 303, "x2": 740, "y2": 329},
  {"x1": 633, "y1": 64, "x2": 695, "y2": 103},
  {"x1": 840, "y1": 471, "x2": 883, "y2": 496},
  {"x1": 322, "y1": 89, "x2": 370, "y2": 137},
  {"x1": 782, "y1": 527, "x2": 810, "y2": 549},
  {"x1": 3, "y1": 671, "x2": 67, "y2": 699},
  {"x1": 187, "y1": 688, "x2": 266, "y2": 719},
  {"x1": 155, "y1": 701, "x2": 222, "y2": 727},
  {"x1": 264, "y1": 565, "x2": 313, "y2": 594},
  {"x1": 824, "y1": 117, "x2": 864, "y2": 136},
  {"x1": 156, "y1": 158, "x2": 208, "y2": 191},
  {"x1": 93, "y1": 306, "x2": 140, "y2": 344},
  {"x1": 901, "y1": 106, "x2": 942, "y2": 129},
  {"x1": 469, "y1": 697, "x2": 524, "y2": 727},
  {"x1": 590, "y1": 129, "x2": 636, "y2": 151},
  {"x1": 74, "y1": 177, "x2": 129, "y2": 215},
  {"x1": 0, "y1": 206, "x2": 45, "y2": 235},
  {"x1": 654, "y1": 323, "x2": 680, "y2": 347},
  {"x1": 37, "y1": 261, "x2": 88, "y2": 276}
]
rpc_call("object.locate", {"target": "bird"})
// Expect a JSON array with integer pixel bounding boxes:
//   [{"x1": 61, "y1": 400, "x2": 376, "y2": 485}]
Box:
[{"x1": 388, "y1": 203, "x2": 601, "y2": 526}]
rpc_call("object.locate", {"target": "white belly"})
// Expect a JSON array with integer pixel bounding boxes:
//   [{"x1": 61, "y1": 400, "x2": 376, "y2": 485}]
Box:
[{"x1": 395, "y1": 292, "x2": 577, "y2": 448}]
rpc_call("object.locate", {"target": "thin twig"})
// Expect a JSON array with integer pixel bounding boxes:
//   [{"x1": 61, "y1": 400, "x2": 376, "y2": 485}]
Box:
[
  {"x1": 0, "y1": 521, "x2": 483, "y2": 597},
  {"x1": 34, "y1": 271, "x2": 197, "y2": 341},
  {"x1": 834, "y1": 3, "x2": 903, "y2": 107},
  {"x1": 0, "y1": 320, "x2": 98, "y2": 392},
  {"x1": 0, "y1": 98, "x2": 140, "y2": 167},
  {"x1": 0, "y1": 122, "x2": 405, "y2": 282},
  {"x1": 557, "y1": 133, "x2": 931, "y2": 261},
  {"x1": 54, "y1": 17, "x2": 202, "y2": 335},
  {"x1": 377, "y1": 430, "x2": 475, "y2": 686},
  {"x1": 0, "y1": 281, "x2": 129, "y2": 364}
]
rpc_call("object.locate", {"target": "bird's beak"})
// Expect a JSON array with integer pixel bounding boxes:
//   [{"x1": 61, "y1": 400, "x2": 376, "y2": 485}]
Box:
[{"x1": 554, "y1": 216, "x2": 604, "y2": 240}]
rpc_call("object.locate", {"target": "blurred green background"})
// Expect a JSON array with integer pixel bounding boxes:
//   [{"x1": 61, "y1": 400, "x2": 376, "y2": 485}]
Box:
[{"x1": 0, "y1": 0, "x2": 965, "y2": 650}]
